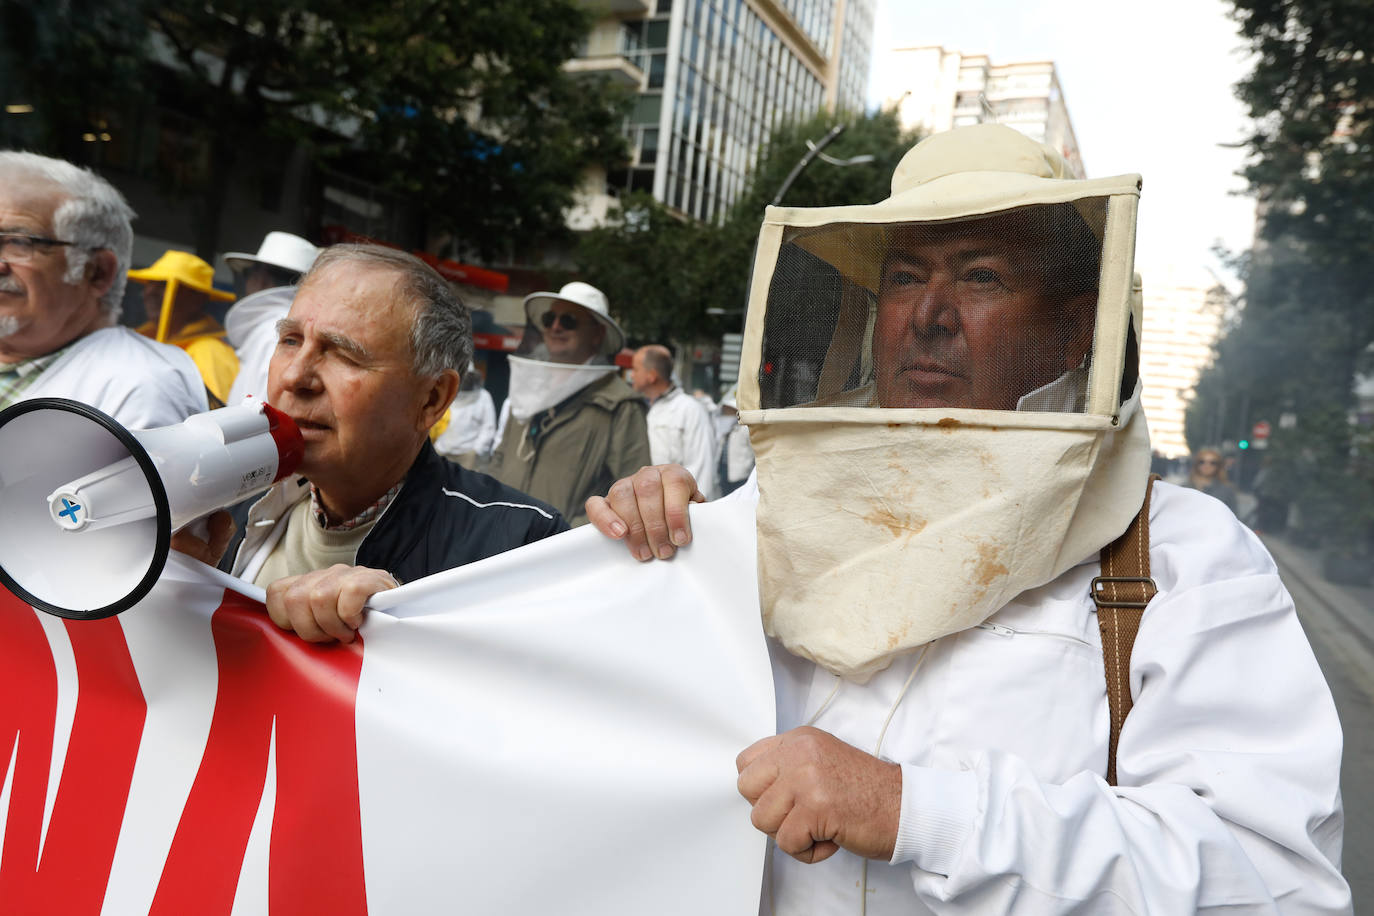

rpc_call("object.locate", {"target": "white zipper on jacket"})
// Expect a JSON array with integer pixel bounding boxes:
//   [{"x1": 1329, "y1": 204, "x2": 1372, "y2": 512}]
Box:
[{"x1": 976, "y1": 621, "x2": 1094, "y2": 649}]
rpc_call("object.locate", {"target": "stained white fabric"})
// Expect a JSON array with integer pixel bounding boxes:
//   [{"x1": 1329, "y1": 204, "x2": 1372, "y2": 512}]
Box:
[
  {"x1": 735, "y1": 125, "x2": 1147, "y2": 681},
  {"x1": 746, "y1": 389, "x2": 1152, "y2": 681},
  {"x1": 21, "y1": 325, "x2": 207, "y2": 428},
  {"x1": 723, "y1": 477, "x2": 1349, "y2": 915},
  {"x1": 435, "y1": 387, "x2": 497, "y2": 458},
  {"x1": 648, "y1": 387, "x2": 719, "y2": 499}
]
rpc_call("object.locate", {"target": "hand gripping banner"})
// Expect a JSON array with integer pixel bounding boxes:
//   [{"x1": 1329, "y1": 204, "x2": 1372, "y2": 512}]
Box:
[{"x1": 0, "y1": 500, "x2": 773, "y2": 915}]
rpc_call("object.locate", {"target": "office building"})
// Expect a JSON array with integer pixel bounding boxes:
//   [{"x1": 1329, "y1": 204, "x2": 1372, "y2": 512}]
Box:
[
  {"x1": 1138, "y1": 265, "x2": 1229, "y2": 458},
  {"x1": 567, "y1": 0, "x2": 877, "y2": 227},
  {"x1": 878, "y1": 45, "x2": 1084, "y2": 178}
]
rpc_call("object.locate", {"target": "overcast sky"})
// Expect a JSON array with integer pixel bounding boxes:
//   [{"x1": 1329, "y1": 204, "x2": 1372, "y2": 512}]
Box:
[{"x1": 866, "y1": 0, "x2": 1256, "y2": 286}]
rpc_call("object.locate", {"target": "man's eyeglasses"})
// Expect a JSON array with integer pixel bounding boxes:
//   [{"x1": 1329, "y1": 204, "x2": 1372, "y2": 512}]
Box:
[
  {"x1": 0, "y1": 233, "x2": 78, "y2": 265},
  {"x1": 541, "y1": 311, "x2": 581, "y2": 332}
]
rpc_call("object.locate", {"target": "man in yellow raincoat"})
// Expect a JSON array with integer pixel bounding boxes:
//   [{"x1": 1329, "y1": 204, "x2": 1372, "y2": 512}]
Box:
[{"x1": 130, "y1": 250, "x2": 238, "y2": 406}]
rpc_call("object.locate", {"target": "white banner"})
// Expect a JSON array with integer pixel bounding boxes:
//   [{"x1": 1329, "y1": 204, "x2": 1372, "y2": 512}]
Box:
[{"x1": 0, "y1": 500, "x2": 773, "y2": 915}]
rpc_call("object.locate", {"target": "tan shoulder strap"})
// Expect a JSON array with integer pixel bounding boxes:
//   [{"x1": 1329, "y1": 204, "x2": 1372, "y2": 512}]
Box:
[{"x1": 1092, "y1": 475, "x2": 1160, "y2": 786}]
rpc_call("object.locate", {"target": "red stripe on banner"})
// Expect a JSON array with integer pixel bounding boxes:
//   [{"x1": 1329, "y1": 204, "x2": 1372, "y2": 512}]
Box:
[
  {"x1": 151, "y1": 591, "x2": 368, "y2": 915},
  {"x1": 0, "y1": 592, "x2": 59, "y2": 906},
  {"x1": 0, "y1": 590, "x2": 147, "y2": 914}
]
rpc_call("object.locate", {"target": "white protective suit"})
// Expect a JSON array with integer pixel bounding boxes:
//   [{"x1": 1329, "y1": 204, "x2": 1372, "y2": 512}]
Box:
[
  {"x1": 727, "y1": 469, "x2": 1349, "y2": 913},
  {"x1": 435, "y1": 386, "x2": 498, "y2": 458},
  {"x1": 712, "y1": 124, "x2": 1349, "y2": 912},
  {"x1": 224, "y1": 285, "x2": 294, "y2": 405},
  {"x1": 19, "y1": 326, "x2": 207, "y2": 428},
  {"x1": 648, "y1": 386, "x2": 719, "y2": 499},
  {"x1": 724, "y1": 422, "x2": 754, "y2": 485}
]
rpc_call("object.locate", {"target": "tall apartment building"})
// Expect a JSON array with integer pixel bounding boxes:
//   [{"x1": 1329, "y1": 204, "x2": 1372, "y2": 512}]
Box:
[
  {"x1": 567, "y1": 0, "x2": 876, "y2": 228},
  {"x1": 878, "y1": 45, "x2": 1084, "y2": 178},
  {"x1": 1138, "y1": 266, "x2": 1229, "y2": 458}
]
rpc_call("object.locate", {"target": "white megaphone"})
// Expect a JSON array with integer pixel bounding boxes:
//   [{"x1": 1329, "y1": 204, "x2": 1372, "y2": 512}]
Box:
[{"x1": 0, "y1": 397, "x2": 304, "y2": 620}]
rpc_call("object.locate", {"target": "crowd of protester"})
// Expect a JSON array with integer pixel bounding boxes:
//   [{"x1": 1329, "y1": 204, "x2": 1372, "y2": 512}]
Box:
[
  {"x1": 0, "y1": 134, "x2": 1349, "y2": 912},
  {"x1": 0, "y1": 149, "x2": 752, "y2": 631}
]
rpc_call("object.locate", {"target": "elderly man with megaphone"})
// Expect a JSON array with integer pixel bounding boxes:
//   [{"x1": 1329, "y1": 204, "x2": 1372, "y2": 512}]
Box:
[{"x1": 177, "y1": 243, "x2": 567, "y2": 641}]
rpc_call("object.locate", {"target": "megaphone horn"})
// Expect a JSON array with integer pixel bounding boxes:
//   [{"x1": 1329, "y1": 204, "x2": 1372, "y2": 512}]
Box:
[{"x1": 0, "y1": 397, "x2": 303, "y2": 620}]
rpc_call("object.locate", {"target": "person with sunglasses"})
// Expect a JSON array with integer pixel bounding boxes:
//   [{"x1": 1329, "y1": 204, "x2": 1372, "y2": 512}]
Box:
[
  {"x1": 488, "y1": 281, "x2": 649, "y2": 526},
  {"x1": 0, "y1": 151, "x2": 206, "y2": 428},
  {"x1": 1186, "y1": 446, "x2": 1238, "y2": 512}
]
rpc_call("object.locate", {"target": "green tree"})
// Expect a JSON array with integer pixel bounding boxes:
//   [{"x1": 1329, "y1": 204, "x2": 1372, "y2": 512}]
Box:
[
  {"x1": 1, "y1": 0, "x2": 629, "y2": 260},
  {"x1": 1191, "y1": 0, "x2": 1374, "y2": 551},
  {"x1": 573, "y1": 192, "x2": 713, "y2": 345},
  {"x1": 576, "y1": 109, "x2": 917, "y2": 346}
]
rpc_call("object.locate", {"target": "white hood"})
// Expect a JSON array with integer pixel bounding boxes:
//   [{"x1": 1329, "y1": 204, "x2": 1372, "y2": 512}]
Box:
[
  {"x1": 224, "y1": 285, "x2": 295, "y2": 349},
  {"x1": 735, "y1": 125, "x2": 1151, "y2": 681},
  {"x1": 505, "y1": 355, "x2": 617, "y2": 422}
]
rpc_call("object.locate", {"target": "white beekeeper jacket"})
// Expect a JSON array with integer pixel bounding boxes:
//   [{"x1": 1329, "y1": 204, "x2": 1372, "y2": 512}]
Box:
[
  {"x1": 726, "y1": 476, "x2": 1350, "y2": 914},
  {"x1": 224, "y1": 285, "x2": 294, "y2": 406},
  {"x1": 435, "y1": 387, "x2": 498, "y2": 458},
  {"x1": 21, "y1": 325, "x2": 207, "y2": 428},
  {"x1": 648, "y1": 386, "x2": 718, "y2": 499}
]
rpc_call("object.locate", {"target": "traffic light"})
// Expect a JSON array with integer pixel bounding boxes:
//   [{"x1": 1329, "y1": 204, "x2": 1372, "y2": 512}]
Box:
[{"x1": 1238, "y1": 439, "x2": 1250, "y2": 450}]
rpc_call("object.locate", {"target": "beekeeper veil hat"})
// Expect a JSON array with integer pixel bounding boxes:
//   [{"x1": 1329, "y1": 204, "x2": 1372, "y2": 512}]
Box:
[
  {"x1": 737, "y1": 124, "x2": 1152, "y2": 681},
  {"x1": 505, "y1": 282, "x2": 622, "y2": 422}
]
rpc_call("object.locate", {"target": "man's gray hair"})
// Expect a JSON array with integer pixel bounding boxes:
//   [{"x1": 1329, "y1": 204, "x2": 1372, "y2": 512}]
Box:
[
  {"x1": 301, "y1": 244, "x2": 472, "y2": 378},
  {"x1": 0, "y1": 151, "x2": 136, "y2": 318},
  {"x1": 639, "y1": 344, "x2": 675, "y2": 382}
]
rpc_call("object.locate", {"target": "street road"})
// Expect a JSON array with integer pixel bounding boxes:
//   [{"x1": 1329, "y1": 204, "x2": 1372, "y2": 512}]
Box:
[{"x1": 1265, "y1": 536, "x2": 1374, "y2": 913}]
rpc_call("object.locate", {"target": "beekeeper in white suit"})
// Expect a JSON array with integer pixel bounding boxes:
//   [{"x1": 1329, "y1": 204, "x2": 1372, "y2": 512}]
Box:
[{"x1": 588, "y1": 124, "x2": 1350, "y2": 913}]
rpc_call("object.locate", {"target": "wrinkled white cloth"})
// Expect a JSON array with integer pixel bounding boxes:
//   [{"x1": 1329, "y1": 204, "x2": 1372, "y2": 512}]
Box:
[
  {"x1": 731, "y1": 476, "x2": 1350, "y2": 914},
  {"x1": 435, "y1": 387, "x2": 497, "y2": 458},
  {"x1": 648, "y1": 387, "x2": 719, "y2": 499},
  {"x1": 21, "y1": 325, "x2": 207, "y2": 428}
]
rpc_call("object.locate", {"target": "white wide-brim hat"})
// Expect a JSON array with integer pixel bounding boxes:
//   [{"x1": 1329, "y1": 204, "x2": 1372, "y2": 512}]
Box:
[
  {"x1": 223, "y1": 231, "x2": 321, "y2": 276},
  {"x1": 523, "y1": 281, "x2": 626, "y2": 358},
  {"x1": 787, "y1": 124, "x2": 1122, "y2": 295}
]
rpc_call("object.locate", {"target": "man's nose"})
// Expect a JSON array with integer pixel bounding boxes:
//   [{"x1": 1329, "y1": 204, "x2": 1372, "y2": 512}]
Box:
[
  {"x1": 275, "y1": 347, "x2": 322, "y2": 393},
  {"x1": 909, "y1": 276, "x2": 960, "y2": 336}
]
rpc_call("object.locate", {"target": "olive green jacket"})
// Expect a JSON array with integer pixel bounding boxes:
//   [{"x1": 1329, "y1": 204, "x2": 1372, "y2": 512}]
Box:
[{"x1": 489, "y1": 374, "x2": 650, "y2": 527}]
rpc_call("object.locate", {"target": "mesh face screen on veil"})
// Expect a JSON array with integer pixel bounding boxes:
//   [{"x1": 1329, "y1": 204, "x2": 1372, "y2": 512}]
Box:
[
  {"x1": 757, "y1": 199, "x2": 1109, "y2": 414},
  {"x1": 515, "y1": 307, "x2": 606, "y2": 364}
]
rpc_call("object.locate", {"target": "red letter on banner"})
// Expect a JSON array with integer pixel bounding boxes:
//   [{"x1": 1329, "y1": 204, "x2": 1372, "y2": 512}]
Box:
[
  {"x1": 151, "y1": 591, "x2": 368, "y2": 915},
  {"x1": 0, "y1": 590, "x2": 147, "y2": 912}
]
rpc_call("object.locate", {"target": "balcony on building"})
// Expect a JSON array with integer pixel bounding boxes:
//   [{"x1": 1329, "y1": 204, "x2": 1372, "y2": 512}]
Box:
[
  {"x1": 571, "y1": 0, "x2": 653, "y2": 14},
  {"x1": 564, "y1": 3, "x2": 652, "y2": 88}
]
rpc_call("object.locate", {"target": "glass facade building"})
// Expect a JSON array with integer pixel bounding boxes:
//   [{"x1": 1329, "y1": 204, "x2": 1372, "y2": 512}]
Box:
[{"x1": 577, "y1": 0, "x2": 875, "y2": 224}]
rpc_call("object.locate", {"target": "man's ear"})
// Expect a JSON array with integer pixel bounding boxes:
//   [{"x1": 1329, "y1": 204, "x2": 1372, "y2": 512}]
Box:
[
  {"x1": 1062, "y1": 292, "x2": 1097, "y2": 370},
  {"x1": 417, "y1": 367, "x2": 461, "y2": 432},
  {"x1": 86, "y1": 249, "x2": 119, "y2": 299}
]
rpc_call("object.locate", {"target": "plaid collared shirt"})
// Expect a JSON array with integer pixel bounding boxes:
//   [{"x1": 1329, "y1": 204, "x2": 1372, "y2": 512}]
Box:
[
  {"x1": 0, "y1": 344, "x2": 72, "y2": 411},
  {"x1": 309, "y1": 481, "x2": 403, "y2": 532}
]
